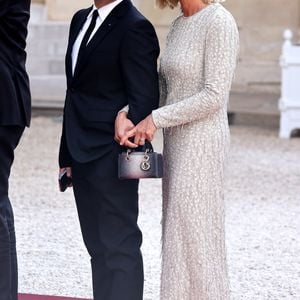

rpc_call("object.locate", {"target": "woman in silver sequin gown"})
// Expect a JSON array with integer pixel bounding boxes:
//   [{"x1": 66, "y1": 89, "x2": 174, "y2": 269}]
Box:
[{"x1": 117, "y1": 0, "x2": 239, "y2": 298}]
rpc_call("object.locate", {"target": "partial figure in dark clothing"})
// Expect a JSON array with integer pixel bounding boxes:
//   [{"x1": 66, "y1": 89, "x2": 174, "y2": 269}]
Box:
[{"x1": 0, "y1": 1, "x2": 31, "y2": 299}]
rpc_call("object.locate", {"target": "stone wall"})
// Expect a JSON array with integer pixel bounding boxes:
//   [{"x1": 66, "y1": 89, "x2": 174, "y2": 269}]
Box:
[
  {"x1": 28, "y1": 0, "x2": 300, "y2": 98},
  {"x1": 224, "y1": 0, "x2": 300, "y2": 93},
  {"x1": 136, "y1": 0, "x2": 300, "y2": 93},
  {"x1": 40, "y1": 0, "x2": 300, "y2": 93},
  {"x1": 45, "y1": 0, "x2": 92, "y2": 21}
]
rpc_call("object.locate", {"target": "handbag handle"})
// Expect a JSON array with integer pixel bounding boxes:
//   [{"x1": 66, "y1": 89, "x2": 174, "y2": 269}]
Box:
[
  {"x1": 125, "y1": 142, "x2": 154, "y2": 161},
  {"x1": 126, "y1": 140, "x2": 153, "y2": 153}
]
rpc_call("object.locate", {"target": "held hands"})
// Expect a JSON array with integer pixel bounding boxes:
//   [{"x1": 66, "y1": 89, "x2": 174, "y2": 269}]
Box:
[{"x1": 115, "y1": 112, "x2": 157, "y2": 148}]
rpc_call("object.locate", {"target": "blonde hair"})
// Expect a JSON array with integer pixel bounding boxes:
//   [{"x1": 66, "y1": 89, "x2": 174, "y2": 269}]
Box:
[{"x1": 157, "y1": 0, "x2": 226, "y2": 9}]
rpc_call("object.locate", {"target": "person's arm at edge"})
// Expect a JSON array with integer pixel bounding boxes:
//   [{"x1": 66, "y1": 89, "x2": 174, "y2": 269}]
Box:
[{"x1": 120, "y1": 19, "x2": 160, "y2": 125}]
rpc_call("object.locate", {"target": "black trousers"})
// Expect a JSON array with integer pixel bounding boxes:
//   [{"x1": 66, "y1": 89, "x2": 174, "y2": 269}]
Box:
[
  {"x1": 72, "y1": 144, "x2": 144, "y2": 300},
  {"x1": 0, "y1": 126, "x2": 24, "y2": 300}
]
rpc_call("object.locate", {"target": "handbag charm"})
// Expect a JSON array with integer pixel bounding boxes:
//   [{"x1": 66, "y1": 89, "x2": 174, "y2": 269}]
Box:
[{"x1": 140, "y1": 150, "x2": 151, "y2": 171}]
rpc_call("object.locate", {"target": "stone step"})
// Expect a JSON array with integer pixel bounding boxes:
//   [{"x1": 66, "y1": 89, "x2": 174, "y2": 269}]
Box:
[
  {"x1": 28, "y1": 22, "x2": 70, "y2": 40},
  {"x1": 27, "y1": 58, "x2": 65, "y2": 75},
  {"x1": 26, "y1": 38, "x2": 67, "y2": 58},
  {"x1": 26, "y1": 22, "x2": 68, "y2": 77},
  {"x1": 31, "y1": 76, "x2": 280, "y2": 128},
  {"x1": 229, "y1": 92, "x2": 280, "y2": 128},
  {"x1": 229, "y1": 91, "x2": 279, "y2": 116},
  {"x1": 31, "y1": 78, "x2": 279, "y2": 114},
  {"x1": 31, "y1": 75, "x2": 66, "y2": 105}
]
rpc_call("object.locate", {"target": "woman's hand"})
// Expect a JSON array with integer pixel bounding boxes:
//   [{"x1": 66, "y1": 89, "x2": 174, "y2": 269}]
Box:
[{"x1": 120, "y1": 114, "x2": 157, "y2": 147}]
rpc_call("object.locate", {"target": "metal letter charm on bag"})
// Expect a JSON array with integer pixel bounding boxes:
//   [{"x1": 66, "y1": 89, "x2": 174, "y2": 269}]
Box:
[{"x1": 118, "y1": 144, "x2": 163, "y2": 179}]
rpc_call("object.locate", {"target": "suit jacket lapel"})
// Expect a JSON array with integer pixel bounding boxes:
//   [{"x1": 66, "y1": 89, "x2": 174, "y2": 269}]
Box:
[
  {"x1": 73, "y1": 0, "x2": 132, "y2": 79},
  {"x1": 66, "y1": 6, "x2": 92, "y2": 84},
  {"x1": 87, "y1": 14, "x2": 119, "y2": 53}
]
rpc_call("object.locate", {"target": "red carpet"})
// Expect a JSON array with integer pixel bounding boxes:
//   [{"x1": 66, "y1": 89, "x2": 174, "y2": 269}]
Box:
[{"x1": 19, "y1": 294, "x2": 90, "y2": 300}]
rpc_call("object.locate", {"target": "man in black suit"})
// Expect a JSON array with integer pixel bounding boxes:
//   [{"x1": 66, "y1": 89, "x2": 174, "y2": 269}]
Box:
[
  {"x1": 0, "y1": 1, "x2": 31, "y2": 300},
  {"x1": 58, "y1": 0, "x2": 159, "y2": 299}
]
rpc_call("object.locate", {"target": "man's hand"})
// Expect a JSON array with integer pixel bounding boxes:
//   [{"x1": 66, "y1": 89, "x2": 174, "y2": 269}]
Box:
[
  {"x1": 115, "y1": 111, "x2": 137, "y2": 148},
  {"x1": 120, "y1": 114, "x2": 157, "y2": 147},
  {"x1": 59, "y1": 167, "x2": 72, "y2": 185},
  {"x1": 59, "y1": 167, "x2": 72, "y2": 178}
]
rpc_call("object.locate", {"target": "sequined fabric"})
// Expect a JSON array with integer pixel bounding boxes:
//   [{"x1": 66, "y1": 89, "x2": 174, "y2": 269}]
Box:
[{"x1": 152, "y1": 4, "x2": 239, "y2": 300}]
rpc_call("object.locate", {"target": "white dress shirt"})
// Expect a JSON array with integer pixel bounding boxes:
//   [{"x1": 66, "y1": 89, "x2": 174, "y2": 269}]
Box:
[{"x1": 71, "y1": 0, "x2": 123, "y2": 74}]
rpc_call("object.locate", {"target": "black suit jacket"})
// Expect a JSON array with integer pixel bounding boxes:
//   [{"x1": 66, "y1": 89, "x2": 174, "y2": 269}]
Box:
[
  {"x1": 59, "y1": 0, "x2": 160, "y2": 168},
  {"x1": 0, "y1": 0, "x2": 31, "y2": 127}
]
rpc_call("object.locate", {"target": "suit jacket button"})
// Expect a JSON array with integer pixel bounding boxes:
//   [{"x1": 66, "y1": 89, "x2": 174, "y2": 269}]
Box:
[{"x1": 70, "y1": 88, "x2": 75, "y2": 93}]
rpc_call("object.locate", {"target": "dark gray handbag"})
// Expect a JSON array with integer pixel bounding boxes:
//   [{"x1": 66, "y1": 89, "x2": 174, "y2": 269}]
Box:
[{"x1": 118, "y1": 145, "x2": 163, "y2": 179}]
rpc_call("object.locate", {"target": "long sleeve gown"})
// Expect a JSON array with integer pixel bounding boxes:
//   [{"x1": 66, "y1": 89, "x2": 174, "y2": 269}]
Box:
[{"x1": 151, "y1": 4, "x2": 239, "y2": 299}]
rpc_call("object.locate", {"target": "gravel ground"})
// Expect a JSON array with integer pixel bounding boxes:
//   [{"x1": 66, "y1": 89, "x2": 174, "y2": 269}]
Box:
[{"x1": 9, "y1": 116, "x2": 300, "y2": 300}]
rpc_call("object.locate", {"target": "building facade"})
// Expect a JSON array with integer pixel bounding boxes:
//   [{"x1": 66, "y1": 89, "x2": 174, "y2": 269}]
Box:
[{"x1": 29, "y1": 0, "x2": 300, "y2": 105}]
